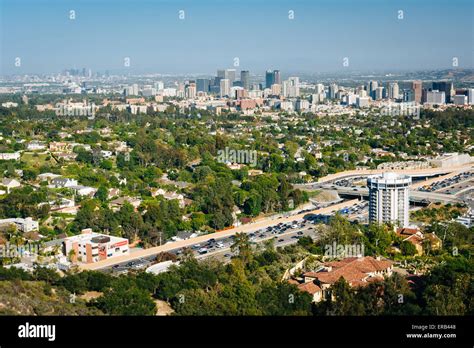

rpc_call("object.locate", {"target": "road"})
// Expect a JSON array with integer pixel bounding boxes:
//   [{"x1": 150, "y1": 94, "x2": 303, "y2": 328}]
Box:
[
  {"x1": 109, "y1": 222, "x2": 323, "y2": 273},
  {"x1": 80, "y1": 199, "x2": 360, "y2": 271},
  {"x1": 296, "y1": 184, "x2": 462, "y2": 204},
  {"x1": 312, "y1": 163, "x2": 474, "y2": 184}
]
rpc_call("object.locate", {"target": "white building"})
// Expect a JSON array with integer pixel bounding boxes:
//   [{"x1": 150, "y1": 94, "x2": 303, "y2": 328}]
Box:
[
  {"x1": 219, "y1": 79, "x2": 230, "y2": 97},
  {"x1": 26, "y1": 141, "x2": 46, "y2": 151},
  {"x1": 388, "y1": 82, "x2": 399, "y2": 99},
  {"x1": 0, "y1": 217, "x2": 39, "y2": 233},
  {"x1": 283, "y1": 77, "x2": 300, "y2": 98},
  {"x1": 452, "y1": 95, "x2": 467, "y2": 105},
  {"x1": 51, "y1": 177, "x2": 78, "y2": 188},
  {"x1": 424, "y1": 90, "x2": 445, "y2": 105},
  {"x1": 0, "y1": 152, "x2": 20, "y2": 161},
  {"x1": 356, "y1": 96, "x2": 370, "y2": 108},
  {"x1": 295, "y1": 99, "x2": 310, "y2": 112},
  {"x1": 64, "y1": 229, "x2": 129, "y2": 264},
  {"x1": 368, "y1": 172, "x2": 411, "y2": 228},
  {"x1": 468, "y1": 89, "x2": 474, "y2": 105}
]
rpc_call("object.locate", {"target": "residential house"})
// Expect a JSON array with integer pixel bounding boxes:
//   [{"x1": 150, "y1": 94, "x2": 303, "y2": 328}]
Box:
[
  {"x1": 293, "y1": 256, "x2": 393, "y2": 302},
  {"x1": 1, "y1": 178, "x2": 21, "y2": 193}
]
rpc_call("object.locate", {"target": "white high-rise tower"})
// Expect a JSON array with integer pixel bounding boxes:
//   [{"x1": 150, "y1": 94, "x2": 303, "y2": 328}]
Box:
[{"x1": 368, "y1": 172, "x2": 411, "y2": 227}]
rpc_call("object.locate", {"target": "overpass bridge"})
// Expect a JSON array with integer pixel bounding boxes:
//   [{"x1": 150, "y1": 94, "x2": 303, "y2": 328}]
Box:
[
  {"x1": 325, "y1": 186, "x2": 462, "y2": 204},
  {"x1": 313, "y1": 163, "x2": 473, "y2": 184}
]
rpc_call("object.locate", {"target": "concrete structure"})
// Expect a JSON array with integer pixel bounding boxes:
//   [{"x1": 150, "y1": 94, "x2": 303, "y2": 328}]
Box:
[
  {"x1": 368, "y1": 172, "x2": 411, "y2": 227},
  {"x1": 64, "y1": 229, "x2": 129, "y2": 264},
  {"x1": 0, "y1": 217, "x2": 39, "y2": 233},
  {"x1": 430, "y1": 153, "x2": 472, "y2": 168}
]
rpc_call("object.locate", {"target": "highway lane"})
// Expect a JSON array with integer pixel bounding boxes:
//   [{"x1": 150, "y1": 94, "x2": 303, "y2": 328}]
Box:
[
  {"x1": 106, "y1": 220, "x2": 322, "y2": 273},
  {"x1": 311, "y1": 163, "x2": 474, "y2": 184},
  {"x1": 296, "y1": 184, "x2": 462, "y2": 204},
  {"x1": 80, "y1": 198, "x2": 360, "y2": 271}
]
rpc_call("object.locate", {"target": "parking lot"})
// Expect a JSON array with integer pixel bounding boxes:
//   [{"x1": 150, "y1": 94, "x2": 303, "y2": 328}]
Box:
[{"x1": 417, "y1": 172, "x2": 473, "y2": 194}]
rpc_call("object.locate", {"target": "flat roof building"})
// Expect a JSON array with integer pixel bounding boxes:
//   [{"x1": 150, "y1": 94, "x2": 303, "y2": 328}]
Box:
[{"x1": 64, "y1": 229, "x2": 129, "y2": 264}]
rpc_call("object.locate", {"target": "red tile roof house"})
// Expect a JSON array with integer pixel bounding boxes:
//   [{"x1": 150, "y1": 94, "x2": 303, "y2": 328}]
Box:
[{"x1": 292, "y1": 256, "x2": 394, "y2": 302}]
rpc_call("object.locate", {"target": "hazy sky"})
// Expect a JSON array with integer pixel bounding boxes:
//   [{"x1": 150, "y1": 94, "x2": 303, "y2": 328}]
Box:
[{"x1": 1, "y1": 0, "x2": 473, "y2": 75}]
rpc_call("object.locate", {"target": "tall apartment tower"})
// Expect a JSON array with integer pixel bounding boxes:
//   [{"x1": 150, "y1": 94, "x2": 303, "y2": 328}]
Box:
[
  {"x1": 368, "y1": 172, "x2": 411, "y2": 228},
  {"x1": 412, "y1": 80, "x2": 422, "y2": 104}
]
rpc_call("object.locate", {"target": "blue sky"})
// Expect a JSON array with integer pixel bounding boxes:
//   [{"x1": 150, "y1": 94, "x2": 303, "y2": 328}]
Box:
[{"x1": 1, "y1": 0, "x2": 473, "y2": 74}]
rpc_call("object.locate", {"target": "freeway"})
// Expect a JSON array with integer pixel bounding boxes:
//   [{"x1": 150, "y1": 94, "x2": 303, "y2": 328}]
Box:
[
  {"x1": 318, "y1": 185, "x2": 462, "y2": 204},
  {"x1": 80, "y1": 199, "x2": 360, "y2": 271},
  {"x1": 110, "y1": 221, "x2": 322, "y2": 274},
  {"x1": 312, "y1": 163, "x2": 474, "y2": 184}
]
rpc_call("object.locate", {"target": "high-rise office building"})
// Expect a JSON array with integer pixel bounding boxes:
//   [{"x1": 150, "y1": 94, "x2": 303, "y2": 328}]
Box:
[
  {"x1": 226, "y1": 69, "x2": 236, "y2": 84},
  {"x1": 196, "y1": 78, "x2": 210, "y2": 93},
  {"x1": 368, "y1": 172, "x2": 411, "y2": 228},
  {"x1": 217, "y1": 69, "x2": 236, "y2": 84},
  {"x1": 273, "y1": 70, "x2": 281, "y2": 85},
  {"x1": 219, "y1": 79, "x2": 230, "y2": 97},
  {"x1": 388, "y1": 82, "x2": 399, "y2": 99},
  {"x1": 432, "y1": 81, "x2": 454, "y2": 103},
  {"x1": 240, "y1": 70, "x2": 250, "y2": 90},
  {"x1": 315, "y1": 84, "x2": 325, "y2": 94},
  {"x1": 468, "y1": 89, "x2": 474, "y2": 105},
  {"x1": 217, "y1": 69, "x2": 226, "y2": 79},
  {"x1": 265, "y1": 70, "x2": 274, "y2": 89},
  {"x1": 452, "y1": 95, "x2": 467, "y2": 105},
  {"x1": 154, "y1": 81, "x2": 164, "y2": 91},
  {"x1": 283, "y1": 77, "x2": 300, "y2": 97},
  {"x1": 328, "y1": 83, "x2": 338, "y2": 99},
  {"x1": 368, "y1": 81, "x2": 378, "y2": 99},
  {"x1": 412, "y1": 80, "x2": 422, "y2": 104},
  {"x1": 374, "y1": 87, "x2": 384, "y2": 100},
  {"x1": 424, "y1": 90, "x2": 446, "y2": 105},
  {"x1": 185, "y1": 83, "x2": 196, "y2": 99}
]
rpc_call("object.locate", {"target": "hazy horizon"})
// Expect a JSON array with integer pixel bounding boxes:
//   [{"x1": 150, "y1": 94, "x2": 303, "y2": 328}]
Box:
[{"x1": 1, "y1": 0, "x2": 473, "y2": 75}]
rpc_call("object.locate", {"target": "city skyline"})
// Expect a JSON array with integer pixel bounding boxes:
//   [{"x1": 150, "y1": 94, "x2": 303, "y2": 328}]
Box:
[{"x1": 1, "y1": 0, "x2": 473, "y2": 75}]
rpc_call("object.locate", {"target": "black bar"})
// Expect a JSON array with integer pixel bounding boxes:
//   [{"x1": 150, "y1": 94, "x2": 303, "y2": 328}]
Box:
[{"x1": 0, "y1": 316, "x2": 471, "y2": 347}]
